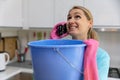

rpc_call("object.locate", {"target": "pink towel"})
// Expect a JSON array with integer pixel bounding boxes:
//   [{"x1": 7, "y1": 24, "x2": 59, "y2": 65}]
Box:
[{"x1": 84, "y1": 39, "x2": 99, "y2": 80}]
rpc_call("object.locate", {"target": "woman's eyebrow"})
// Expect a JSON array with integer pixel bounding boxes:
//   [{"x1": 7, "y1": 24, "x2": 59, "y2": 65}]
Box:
[
  {"x1": 67, "y1": 12, "x2": 82, "y2": 17},
  {"x1": 74, "y1": 12, "x2": 81, "y2": 15}
]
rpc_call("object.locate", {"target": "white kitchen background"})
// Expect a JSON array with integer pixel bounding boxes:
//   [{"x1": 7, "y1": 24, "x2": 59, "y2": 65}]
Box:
[
  {"x1": 98, "y1": 31, "x2": 120, "y2": 68},
  {"x1": 27, "y1": 31, "x2": 120, "y2": 68},
  {"x1": 0, "y1": 28, "x2": 119, "y2": 68},
  {"x1": 0, "y1": 0, "x2": 120, "y2": 71},
  {"x1": 13, "y1": 29, "x2": 120, "y2": 69},
  {"x1": 17, "y1": 29, "x2": 51, "y2": 61},
  {"x1": 0, "y1": 0, "x2": 120, "y2": 79}
]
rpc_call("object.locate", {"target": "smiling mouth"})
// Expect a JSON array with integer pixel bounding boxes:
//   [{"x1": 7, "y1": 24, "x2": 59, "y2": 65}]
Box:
[{"x1": 69, "y1": 26, "x2": 78, "y2": 31}]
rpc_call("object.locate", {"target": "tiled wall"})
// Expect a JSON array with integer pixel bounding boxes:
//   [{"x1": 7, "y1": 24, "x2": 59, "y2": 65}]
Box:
[{"x1": 17, "y1": 29, "x2": 51, "y2": 61}]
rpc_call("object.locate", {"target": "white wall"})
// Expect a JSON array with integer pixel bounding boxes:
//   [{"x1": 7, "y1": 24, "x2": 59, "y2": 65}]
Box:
[
  {"x1": 2, "y1": 28, "x2": 119, "y2": 68},
  {"x1": 17, "y1": 29, "x2": 51, "y2": 60},
  {"x1": 98, "y1": 31, "x2": 120, "y2": 68},
  {"x1": 63, "y1": 31, "x2": 120, "y2": 68},
  {"x1": 17, "y1": 29, "x2": 120, "y2": 68}
]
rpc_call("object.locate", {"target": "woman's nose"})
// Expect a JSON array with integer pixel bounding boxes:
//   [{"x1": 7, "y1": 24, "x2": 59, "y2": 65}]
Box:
[{"x1": 68, "y1": 18, "x2": 75, "y2": 24}]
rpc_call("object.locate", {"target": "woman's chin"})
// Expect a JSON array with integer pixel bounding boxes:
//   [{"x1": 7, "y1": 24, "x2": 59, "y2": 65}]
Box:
[{"x1": 68, "y1": 32, "x2": 74, "y2": 35}]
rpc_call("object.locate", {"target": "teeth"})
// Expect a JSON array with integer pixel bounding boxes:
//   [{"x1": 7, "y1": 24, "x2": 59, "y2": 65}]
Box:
[{"x1": 70, "y1": 26, "x2": 76, "y2": 29}]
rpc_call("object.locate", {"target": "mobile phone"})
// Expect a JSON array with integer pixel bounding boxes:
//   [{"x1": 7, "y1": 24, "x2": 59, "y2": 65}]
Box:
[
  {"x1": 56, "y1": 23, "x2": 67, "y2": 36},
  {"x1": 50, "y1": 22, "x2": 68, "y2": 39}
]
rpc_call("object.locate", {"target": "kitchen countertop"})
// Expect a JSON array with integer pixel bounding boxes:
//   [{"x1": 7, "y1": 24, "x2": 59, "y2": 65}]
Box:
[
  {"x1": 0, "y1": 66, "x2": 33, "y2": 80},
  {"x1": 1, "y1": 66, "x2": 120, "y2": 80},
  {"x1": 108, "y1": 78, "x2": 120, "y2": 80},
  {"x1": 0, "y1": 60, "x2": 120, "y2": 80},
  {"x1": 7, "y1": 60, "x2": 32, "y2": 69}
]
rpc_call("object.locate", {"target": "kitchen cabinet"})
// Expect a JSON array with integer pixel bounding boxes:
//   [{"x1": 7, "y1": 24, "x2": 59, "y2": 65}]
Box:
[
  {"x1": 54, "y1": 0, "x2": 84, "y2": 24},
  {"x1": 84, "y1": 0, "x2": 120, "y2": 26},
  {"x1": 0, "y1": 0, "x2": 22, "y2": 27},
  {"x1": 23, "y1": 0, "x2": 120, "y2": 28},
  {"x1": 1, "y1": 0, "x2": 119, "y2": 28},
  {"x1": 24, "y1": 0, "x2": 83, "y2": 28},
  {"x1": 23, "y1": 0, "x2": 54, "y2": 28}
]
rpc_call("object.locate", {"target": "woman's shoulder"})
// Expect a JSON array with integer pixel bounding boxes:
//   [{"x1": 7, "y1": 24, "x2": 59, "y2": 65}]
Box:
[{"x1": 97, "y1": 47, "x2": 110, "y2": 60}]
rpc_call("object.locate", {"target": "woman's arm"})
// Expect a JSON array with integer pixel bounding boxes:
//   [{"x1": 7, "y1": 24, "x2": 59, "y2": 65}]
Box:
[{"x1": 97, "y1": 48, "x2": 110, "y2": 80}]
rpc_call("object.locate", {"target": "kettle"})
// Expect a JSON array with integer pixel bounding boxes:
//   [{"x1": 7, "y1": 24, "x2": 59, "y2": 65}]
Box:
[{"x1": 0, "y1": 51, "x2": 10, "y2": 71}]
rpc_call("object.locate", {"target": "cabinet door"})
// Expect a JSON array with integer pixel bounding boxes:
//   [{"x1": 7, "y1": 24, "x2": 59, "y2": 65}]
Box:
[
  {"x1": 85, "y1": 0, "x2": 120, "y2": 26},
  {"x1": 0, "y1": 0, "x2": 22, "y2": 27},
  {"x1": 54, "y1": 0, "x2": 83, "y2": 24},
  {"x1": 24, "y1": 0, "x2": 54, "y2": 28}
]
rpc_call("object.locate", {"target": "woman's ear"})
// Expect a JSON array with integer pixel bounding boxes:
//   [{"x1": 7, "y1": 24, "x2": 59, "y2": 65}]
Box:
[{"x1": 88, "y1": 20, "x2": 93, "y2": 28}]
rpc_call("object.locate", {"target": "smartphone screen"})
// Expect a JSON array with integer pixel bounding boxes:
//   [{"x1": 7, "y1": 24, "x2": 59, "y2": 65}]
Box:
[{"x1": 56, "y1": 23, "x2": 67, "y2": 36}]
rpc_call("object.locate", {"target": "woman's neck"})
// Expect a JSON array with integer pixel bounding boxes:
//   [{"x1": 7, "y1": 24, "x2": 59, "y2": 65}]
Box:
[{"x1": 72, "y1": 34, "x2": 87, "y2": 40}]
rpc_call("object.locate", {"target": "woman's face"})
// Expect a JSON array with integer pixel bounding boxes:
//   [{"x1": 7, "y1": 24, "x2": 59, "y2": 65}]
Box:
[{"x1": 67, "y1": 9, "x2": 93, "y2": 39}]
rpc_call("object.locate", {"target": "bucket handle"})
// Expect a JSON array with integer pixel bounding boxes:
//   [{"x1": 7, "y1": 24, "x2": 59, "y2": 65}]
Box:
[{"x1": 54, "y1": 48, "x2": 83, "y2": 74}]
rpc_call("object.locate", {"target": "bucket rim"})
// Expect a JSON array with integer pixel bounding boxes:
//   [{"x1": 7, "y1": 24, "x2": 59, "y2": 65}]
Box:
[{"x1": 28, "y1": 39, "x2": 86, "y2": 48}]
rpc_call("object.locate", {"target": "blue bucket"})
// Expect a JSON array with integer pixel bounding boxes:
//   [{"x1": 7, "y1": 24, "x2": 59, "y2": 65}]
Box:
[{"x1": 28, "y1": 39, "x2": 86, "y2": 80}]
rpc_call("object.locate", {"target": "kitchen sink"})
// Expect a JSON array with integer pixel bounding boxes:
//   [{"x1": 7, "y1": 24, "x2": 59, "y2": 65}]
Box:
[{"x1": 7, "y1": 72, "x2": 33, "y2": 80}]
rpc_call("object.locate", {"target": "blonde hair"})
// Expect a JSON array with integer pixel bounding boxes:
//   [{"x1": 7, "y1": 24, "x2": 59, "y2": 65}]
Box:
[{"x1": 69, "y1": 6, "x2": 99, "y2": 41}]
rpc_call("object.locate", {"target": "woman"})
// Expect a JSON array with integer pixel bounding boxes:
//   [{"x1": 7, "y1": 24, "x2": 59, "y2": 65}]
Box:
[{"x1": 66, "y1": 6, "x2": 110, "y2": 80}]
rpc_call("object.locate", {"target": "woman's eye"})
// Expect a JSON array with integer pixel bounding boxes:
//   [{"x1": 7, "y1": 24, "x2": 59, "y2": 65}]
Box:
[
  {"x1": 67, "y1": 16, "x2": 71, "y2": 20},
  {"x1": 75, "y1": 15, "x2": 81, "y2": 19}
]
